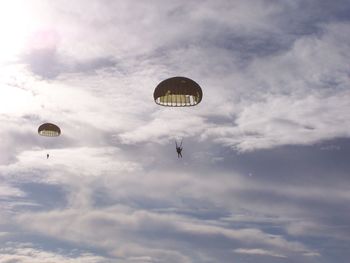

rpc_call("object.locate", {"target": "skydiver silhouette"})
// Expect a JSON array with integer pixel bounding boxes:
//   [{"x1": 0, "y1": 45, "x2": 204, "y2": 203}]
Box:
[
  {"x1": 175, "y1": 140, "x2": 183, "y2": 158},
  {"x1": 47, "y1": 153, "x2": 49, "y2": 159}
]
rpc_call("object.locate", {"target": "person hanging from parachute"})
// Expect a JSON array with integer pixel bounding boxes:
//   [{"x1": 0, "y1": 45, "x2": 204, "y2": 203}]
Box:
[
  {"x1": 175, "y1": 139, "x2": 183, "y2": 158},
  {"x1": 38, "y1": 123, "x2": 61, "y2": 159},
  {"x1": 153, "y1": 76, "x2": 203, "y2": 159}
]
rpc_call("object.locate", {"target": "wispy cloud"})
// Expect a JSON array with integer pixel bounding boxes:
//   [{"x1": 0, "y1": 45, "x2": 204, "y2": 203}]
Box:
[
  {"x1": 233, "y1": 248, "x2": 286, "y2": 258},
  {"x1": 0, "y1": 243, "x2": 111, "y2": 263}
]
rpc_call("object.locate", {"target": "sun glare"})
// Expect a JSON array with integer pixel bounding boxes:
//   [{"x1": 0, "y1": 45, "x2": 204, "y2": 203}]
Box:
[{"x1": 0, "y1": 1, "x2": 39, "y2": 64}]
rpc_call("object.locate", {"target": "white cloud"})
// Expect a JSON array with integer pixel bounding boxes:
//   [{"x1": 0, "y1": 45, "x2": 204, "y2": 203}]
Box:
[
  {"x1": 0, "y1": 184, "x2": 25, "y2": 198},
  {"x1": 201, "y1": 22, "x2": 350, "y2": 151}
]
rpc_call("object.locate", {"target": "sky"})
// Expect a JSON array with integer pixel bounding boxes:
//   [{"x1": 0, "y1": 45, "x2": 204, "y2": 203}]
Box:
[{"x1": 0, "y1": 0, "x2": 350, "y2": 262}]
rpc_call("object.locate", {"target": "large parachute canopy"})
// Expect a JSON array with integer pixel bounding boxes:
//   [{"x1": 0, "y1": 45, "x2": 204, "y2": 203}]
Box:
[
  {"x1": 153, "y1": 76, "x2": 203, "y2": 107},
  {"x1": 38, "y1": 123, "x2": 61, "y2": 137}
]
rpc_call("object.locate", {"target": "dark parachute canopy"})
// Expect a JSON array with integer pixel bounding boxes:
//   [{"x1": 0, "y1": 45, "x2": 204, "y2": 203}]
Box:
[
  {"x1": 153, "y1": 76, "x2": 202, "y2": 107},
  {"x1": 38, "y1": 123, "x2": 61, "y2": 137}
]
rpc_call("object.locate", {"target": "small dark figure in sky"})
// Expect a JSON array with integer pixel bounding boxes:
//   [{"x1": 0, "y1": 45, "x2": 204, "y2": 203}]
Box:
[
  {"x1": 175, "y1": 140, "x2": 183, "y2": 158},
  {"x1": 47, "y1": 153, "x2": 49, "y2": 159}
]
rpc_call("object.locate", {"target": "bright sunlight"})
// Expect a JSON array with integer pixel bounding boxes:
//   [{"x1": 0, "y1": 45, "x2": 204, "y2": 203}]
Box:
[{"x1": 0, "y1": 1, "x2": 39, "y2": 64}]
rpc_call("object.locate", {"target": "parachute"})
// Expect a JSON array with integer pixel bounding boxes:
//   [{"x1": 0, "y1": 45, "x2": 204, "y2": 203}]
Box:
[
  {"x1": 153, "y1": 76, "x2": 203, "y2": 107},
  {"x1": 38, "y1": 123, "x2": 60, "y2": 159},
  {"x1": 38, "y1": 123, "x2": 61, "y2": 137}
]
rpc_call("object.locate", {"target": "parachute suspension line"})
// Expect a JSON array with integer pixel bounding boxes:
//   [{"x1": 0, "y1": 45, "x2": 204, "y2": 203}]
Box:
[{"x1": 175, "y1": 139, "x2": 183, "y2": 148}]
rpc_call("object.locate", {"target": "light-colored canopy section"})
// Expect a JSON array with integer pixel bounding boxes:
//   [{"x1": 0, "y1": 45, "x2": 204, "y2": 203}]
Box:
[
  {"x1": 38, "y1": 123, "x2": 61, "y2": 137},
  {"x1": 154, "y1": 76, "x2": 202, "y2": 107},
  {"x1": 159, "y1": 94, "x2": 191, "y2": 106}
]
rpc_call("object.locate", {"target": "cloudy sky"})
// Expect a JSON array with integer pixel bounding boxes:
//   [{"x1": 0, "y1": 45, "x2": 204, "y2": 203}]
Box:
[{"x1": 0, "y1": 0, "x2": 350, "y2": 262}]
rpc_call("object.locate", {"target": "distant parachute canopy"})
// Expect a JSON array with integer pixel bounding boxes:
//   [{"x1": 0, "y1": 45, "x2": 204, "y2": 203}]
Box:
[
  {"x1": 153, "y1": 77, "x2": 202, "y2": 107},
  {"x1": 38, "y1": 123, "x2": 61, "y2": 137}
]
